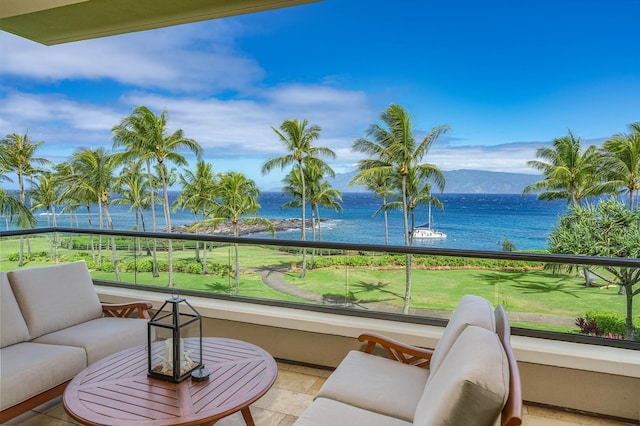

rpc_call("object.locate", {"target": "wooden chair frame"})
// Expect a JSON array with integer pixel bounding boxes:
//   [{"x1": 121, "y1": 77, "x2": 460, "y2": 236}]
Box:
[{"x1": 359, "y1": 332, "x2": 434, "y2": 368}]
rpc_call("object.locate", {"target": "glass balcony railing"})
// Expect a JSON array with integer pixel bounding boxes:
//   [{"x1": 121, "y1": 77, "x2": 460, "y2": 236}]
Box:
[{"x1": 1, "y1": 227, "x2": 638, "y2": 349}]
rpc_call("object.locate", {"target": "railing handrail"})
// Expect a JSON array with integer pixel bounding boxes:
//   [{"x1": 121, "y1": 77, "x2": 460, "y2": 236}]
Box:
[{"x1": 2, "y1": 226, "x2": 639, "y2": 268}]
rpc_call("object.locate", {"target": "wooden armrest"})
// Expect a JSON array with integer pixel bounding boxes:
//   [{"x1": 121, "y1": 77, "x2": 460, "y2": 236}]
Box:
[
  {"x1": 102, "y1": 301, "x2": 153, "y2": 319},
  {"x1": 358, "y1": 332, "x2": 434, "y2": 368}
]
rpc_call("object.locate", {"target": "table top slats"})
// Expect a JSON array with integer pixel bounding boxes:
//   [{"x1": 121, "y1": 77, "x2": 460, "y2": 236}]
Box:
[
  {"x1": 64, "y1": 338, "x2": 277, "y2": 426},
  {"x1": 192, "y1": 360, "x2": 266, "y2": 413},
  {"x1": 78, "y1": 388, "x2": 180, "y2": 421}
]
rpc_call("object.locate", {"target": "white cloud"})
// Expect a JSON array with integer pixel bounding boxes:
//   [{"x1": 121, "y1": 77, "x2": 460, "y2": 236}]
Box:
[
  {"x1": 429, "y1": 142, "x2": 541, "y2": 174},
  {"x1": 120, "y1": 83, "x2": 372, "y2": 157},
  {"x1": 0, "y1": 86, "x2": 556, "y2": 187},
  {"x1": 0, "y1": 21, "x2": 263, "y2": 93}
]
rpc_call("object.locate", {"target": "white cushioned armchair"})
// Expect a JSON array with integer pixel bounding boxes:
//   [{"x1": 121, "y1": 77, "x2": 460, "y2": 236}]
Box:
[{"x1": 295, "y1": 295, "x2": 522, "y2": 426}]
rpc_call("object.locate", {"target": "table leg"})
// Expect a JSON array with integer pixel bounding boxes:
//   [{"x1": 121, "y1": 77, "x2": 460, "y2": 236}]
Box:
[{"x1": 241, "y1": 407, "x2": 255, "y2": 426}]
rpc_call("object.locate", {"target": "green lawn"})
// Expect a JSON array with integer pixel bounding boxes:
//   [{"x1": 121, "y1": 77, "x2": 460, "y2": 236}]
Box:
[
  {"x1": 288, "y1": 267, "x2": 634, "y2": 318},
  {"x1": 2, "y1": 235, "x2": 637, "y2": 336}
]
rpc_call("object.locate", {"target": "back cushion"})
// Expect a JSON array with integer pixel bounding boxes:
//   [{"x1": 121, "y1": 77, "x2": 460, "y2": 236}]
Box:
[
  {"x1": 1, "y1": 272, "x2": 31, "y2": 347},
  {"x1": 8, "y1": 261, "x2": 102, "y2": 339},
  {"x1": 413, "y1": 326, "x2": 509, "y2": 426},
  {"x1": 428, "y1": 294, "x2": 495, "y2": 375}
]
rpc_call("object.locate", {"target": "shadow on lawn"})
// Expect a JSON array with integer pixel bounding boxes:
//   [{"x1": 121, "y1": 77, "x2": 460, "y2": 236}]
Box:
[
  {"x1": 205, "y1": 282, "x2": 232, "y2": 293},
  {"x1": 475, "y1": 270, "x2": 581, "y2": 298},
  {"x1": 350, "y1": 280, "x2": 404, "y2": 300}
]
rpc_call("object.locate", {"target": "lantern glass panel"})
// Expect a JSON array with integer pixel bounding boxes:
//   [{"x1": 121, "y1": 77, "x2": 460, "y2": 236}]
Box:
[{"x1": 148, "y1": 297, "x2": 202, "y2": 383}]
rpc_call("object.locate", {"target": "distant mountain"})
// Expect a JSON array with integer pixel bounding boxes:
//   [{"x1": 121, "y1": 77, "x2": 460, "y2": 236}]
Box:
[{"x1": 328, "y1": 169, "x2": 542, "y2": 194}]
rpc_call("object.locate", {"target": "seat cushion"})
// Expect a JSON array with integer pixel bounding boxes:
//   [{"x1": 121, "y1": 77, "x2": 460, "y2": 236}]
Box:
[
  {"x1": 413, "y1": 326, "x2": 509, "y2": 426},
  {"x1": 0, "y1": 342, "x2": 86, "y2": 411},
  {"x1": 7, "y1": 261, "x2": 103, "y2": 339},
  {"x1": 1, "y1": 272, "x2": 30, "y2": 348},
  {"x1": 316, "y1": 350, "x2": 430, "y2": 422},
  {"x1": 428, "y1": 294, "x2": 495, "y2": 376},
  {"x1": 294, "y1": 397, "x2": 412, "y2": 426},
  {"x1": 33, "y1": 317, "x2": 148, "y2": 365}
]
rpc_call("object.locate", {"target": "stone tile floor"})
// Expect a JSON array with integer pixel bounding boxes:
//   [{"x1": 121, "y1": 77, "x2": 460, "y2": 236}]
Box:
[{"x1": 5, "y1": 362, "x2": 636, "y2": 425}]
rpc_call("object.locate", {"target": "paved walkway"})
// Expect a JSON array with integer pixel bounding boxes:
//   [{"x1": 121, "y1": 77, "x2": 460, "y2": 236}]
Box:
[{"x1": 255, "y1": 267, "x2": 575, "y2": 327}]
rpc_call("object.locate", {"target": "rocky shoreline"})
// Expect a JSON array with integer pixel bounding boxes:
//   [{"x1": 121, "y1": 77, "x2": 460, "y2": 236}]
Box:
[{"x1": 173, "y1": 218, "x2": 323, "y2": 236}]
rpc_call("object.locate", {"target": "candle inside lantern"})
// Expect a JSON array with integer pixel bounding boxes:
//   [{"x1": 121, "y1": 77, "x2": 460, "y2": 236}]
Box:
[{"x1": 164, "y1": 338, "x2": 185, "y2": 363}]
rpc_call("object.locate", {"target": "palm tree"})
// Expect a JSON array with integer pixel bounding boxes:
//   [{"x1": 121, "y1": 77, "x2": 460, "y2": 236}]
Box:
[
  {"x1": 71, "y1": 147, "x2": 120, "y2": 281},
  {"x1": 352, "y1": 104, "x2": 449, "y2": 313},
  {"x1": 0, "y1": 188, "x2": 36, "y2": 229},
  {"x1": 312, "y1": 179, "x2": 342, "y2": 242},
  {"x1": 0, "y1": 132, "x2": 52, "y2": 264},
  {"x1": 387, "y1": 168, "x2": 445, "y2": 244},
  {"x1": 28, "y1": 171, "x2": 61, "y2": 260},
  {"x1": 55, "y1": 160, "x2": 99, "y2": 256},
  {"x1": 261, "y1": 119, "x2": 336, "y2": 278},
  {"x1": 523, "y1": 131, "x2": 601, "y2": 206},
  {"x1": 53, "y1": 162, "x2": 80, "y2": 230},
  {"x1": 113, "y1": 160, "x2": 150, "y2": 256},
  {"x1": 597, "y1": 122, "x2": 640, "y2": 210},
  {"x1": 174, "y1": 160, "x2": 217, "y2": 269},
  {"x1": 0, "y1": 154, "x2": 35, "y2": 229},
  {"x1": 112, "y1": 105, "x2": 202, "y2": 286},
  {"x1": 210, "y1": 172, "x2": 273, "y2": 295},
  {"x1": 281, "y1": 165, "x2": 341, "y2": 267},
  {"x1": 350, "y1": 169, "x2": 392, "y2": 245}
]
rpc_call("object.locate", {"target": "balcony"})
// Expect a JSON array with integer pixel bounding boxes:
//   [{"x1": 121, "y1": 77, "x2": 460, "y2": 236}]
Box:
[{"x1": 1, "y1": 227, "x2": 638, "y2": 424}]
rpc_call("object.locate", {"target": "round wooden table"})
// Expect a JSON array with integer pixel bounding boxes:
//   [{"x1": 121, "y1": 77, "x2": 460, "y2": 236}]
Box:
[{"x1": 63, "y1": 338, "x2": 277, "y2": 426}]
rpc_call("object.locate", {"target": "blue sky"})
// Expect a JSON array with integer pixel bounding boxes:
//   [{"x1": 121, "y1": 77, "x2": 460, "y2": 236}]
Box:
[{"x1": 1, "y1": 0, "x2": 639, "y2": 189}]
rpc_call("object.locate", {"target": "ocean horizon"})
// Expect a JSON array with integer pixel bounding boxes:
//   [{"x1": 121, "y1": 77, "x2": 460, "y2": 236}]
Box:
[{"x1": 4, "y1": 192, "x2": 568, "y2": 252}]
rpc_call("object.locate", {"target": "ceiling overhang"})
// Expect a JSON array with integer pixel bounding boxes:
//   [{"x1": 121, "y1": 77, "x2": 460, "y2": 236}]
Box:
[{"x1": 0, "y1": 0, "x2": 321, "y2": 45}]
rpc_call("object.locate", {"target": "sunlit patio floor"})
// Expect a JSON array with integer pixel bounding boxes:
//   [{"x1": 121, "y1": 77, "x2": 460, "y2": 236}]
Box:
[{"x1": 5, "y1": 361, "x2": 636, "y2": 426}]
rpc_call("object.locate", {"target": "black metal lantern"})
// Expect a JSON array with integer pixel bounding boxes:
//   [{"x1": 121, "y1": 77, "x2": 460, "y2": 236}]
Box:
[{"x1": 148, "y1": 295, "x2": 203, "y2": 383}]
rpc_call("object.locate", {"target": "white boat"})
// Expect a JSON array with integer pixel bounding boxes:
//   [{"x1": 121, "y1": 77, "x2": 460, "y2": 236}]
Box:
[{"x1": 412, "y1": 203, "x2": 447, "y2": 239}]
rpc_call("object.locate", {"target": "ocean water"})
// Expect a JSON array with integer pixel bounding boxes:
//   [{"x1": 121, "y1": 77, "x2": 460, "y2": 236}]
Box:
[{"x1": 16, "y1": 192, "x2": 568, "y2": 251}]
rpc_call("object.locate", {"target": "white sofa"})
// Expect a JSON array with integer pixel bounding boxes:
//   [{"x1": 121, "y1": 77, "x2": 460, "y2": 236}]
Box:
[
  {"x1": 295, "y1": 295, "x2": 522, "y2": 426},
  {"x1": 0, "y1": 261, "x2": 152, "y2": 422}
]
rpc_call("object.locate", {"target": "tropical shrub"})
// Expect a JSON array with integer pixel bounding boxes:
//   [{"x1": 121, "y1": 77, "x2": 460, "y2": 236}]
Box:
[
  {"x1": 577, "y1": 311, "x2": 640, "y2": 340},
  {"x1": 585, "y1": 311, "x2": 627, "y2": 338},
  {"x1": 135, "y1": 259, "x2": 154, "y2": 273},
  {"x1": 502, "y1": 239, "x2": 517, "y2": 252},
  {"x1": 575, "y1": 317, "x2": 600, "y2": 335},
  {"x1": 186, "y1": 262, "x2": 203, "y2": 274},
  {"x1": 208, "y1": 262, "x2": 232, "y2": 276}
]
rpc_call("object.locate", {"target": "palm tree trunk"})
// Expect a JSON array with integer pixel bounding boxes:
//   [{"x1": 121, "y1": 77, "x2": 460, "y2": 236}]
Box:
[
  {"x1": 192, "y1": 213, "x2": 200, "y2": 262},
  {"x1": 299, "y1": 160, "x2": 307, "y2": 279},
  {"x1": 201, "y1": 213, "x2": 208, "y2": 274},
  {"x1": 52, "y1": 205, "x2": 59, "y2": 261},
  {"x1": 17, "y1": 172, "x2": 25, "y2": 266},
  {"x1": 316, "y1": 204, "x2": 323, "y2": 257},
  {"x1": 67, "y1": 210, "x2": 73, "y2": 251},
  {"x1": 140, "y1": 209, "x2": 152, "y2": 256},
  {"x1": 146, "y1": 159, "x2": 159, "y2": 277},
  {"x1": 135, "y1": 208, "x2": 142, "y2": 256},
  {"x1": 159, "y1": 168, "x2": 173, "y2": 288},
  {"x1": 383, "y1": 195, "x2": 389, "y2": 245},
  {"x1": 97, "y1": 196, "x2": 103, "y2": 266},
  {"x1": 310, "y1": 203, "x2": 316, "y2": 270},
  {"x1": 46, "y1": 208, "x2": 54, "y2": 260},
  {"x1": 401, "y1": 175, "x2": 412, "y2": 314},
  {"x1": 103, "y1": 200, "x2": 121, "y2": 282},
  {"x1": 233, "y1": 224, "x2": 240, "y2": 295},
  {"x1": 86, "y1": 204, "x2": 96, "y2": 261}
]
